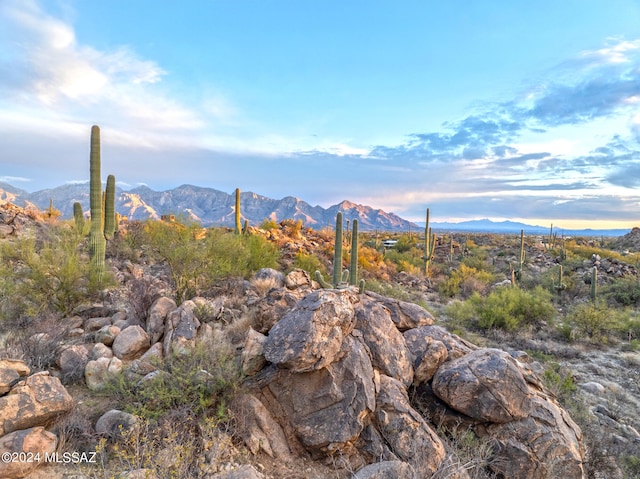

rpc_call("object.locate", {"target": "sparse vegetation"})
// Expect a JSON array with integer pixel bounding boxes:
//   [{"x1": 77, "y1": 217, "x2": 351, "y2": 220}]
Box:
[{"x1": 2, "y1": 196, "x2": 640, "y2": 478}]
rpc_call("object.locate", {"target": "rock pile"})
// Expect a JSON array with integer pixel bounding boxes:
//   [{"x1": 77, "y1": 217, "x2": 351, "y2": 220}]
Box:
[
  {"x1": 0, "y1": 361, "x2": 74, "y2": 479},
  {"x1": 237, "y1": 275, "x2": 586, "y2": 479}
]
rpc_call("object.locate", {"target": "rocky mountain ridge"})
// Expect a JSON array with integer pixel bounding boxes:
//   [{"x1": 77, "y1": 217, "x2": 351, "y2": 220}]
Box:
[{"x1": 0, "y1": 182, "x2": 415, "y2": 231}]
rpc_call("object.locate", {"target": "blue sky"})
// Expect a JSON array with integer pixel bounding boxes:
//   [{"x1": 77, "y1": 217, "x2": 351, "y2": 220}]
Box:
[{"x1": 1, "y1": 0, "x2": 640, "y2": 228}]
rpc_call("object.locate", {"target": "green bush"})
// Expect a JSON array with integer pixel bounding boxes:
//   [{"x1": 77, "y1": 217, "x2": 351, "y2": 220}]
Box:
[
  {"x1": 106, "y1": 336, "x2": 241, "y2": 421},
  {"x1": 604, "y1": 276, "x2": 640, "y2": 307},
  {"x1": 447, "y1": 285, "x2": 555, "y2": 331},
  {"x1": 293, "y1": 251, "x2": 326, "y2": 276},
  {"x1": 144, "y1": 222, "x2": 279, "y2": 303},
  {"x1": 0, "y1": 225, "x2": 105, "y2": 319},
  {"x1": 439, "y1": 264, "x2": 495, "y2": 298},
  {"x1": 564, "y1": 302, "x2": 633, "y2": 344}
]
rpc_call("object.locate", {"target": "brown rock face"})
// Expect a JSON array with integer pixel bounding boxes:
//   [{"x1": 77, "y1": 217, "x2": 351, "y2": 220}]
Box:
[
  {"x1": 475, "y1": 394, "x2": 585, "y2": 479},
  {"x1": 263, "y1": 289, "x2": 358, "y2": 372},
  {"x1": 354, "y1": 297, "x2": 414, "y2": 387},
  {"x1": 0, "y1": 427, "x2": 57, "y2": 479},
  {"x1": 364, "y1": 292, "x2": 435, "y2": 331},
  {"x1": 112, "y1": 325, "x2": 150, "y2": 360},
  {"x1": 432, "y1": 348, "x2": 533, "y2": 423},
  {"x1": 260, "y1": 335, "x2": 375, "y2": 452},
  {"x1": 374, "y1": 375, "x2": 446, "y2": 477},
  {"x1": 0, "y1": 373, "x2": 74, "y2": 435}
]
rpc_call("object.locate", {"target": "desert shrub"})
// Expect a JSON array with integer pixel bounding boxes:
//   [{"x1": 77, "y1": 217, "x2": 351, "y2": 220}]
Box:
[
  {"x1": 144, "y1": 222, "x2": 279, "y2": 303},
  {"x1": 541, "y1": 361, "x2": 577, "y2": 404},
  {"x1": 293, "y1": 251, "x2": 326, "y2": 276},
  {"x1": 563, "y1": 302, "x2": 623, "y2": 343},
  {"x1": 260, "y1": 218, "x2": 279, "y2": 230},
  {"x1": 0, "y1": 225, "x2": 106, "y2": 320},
  {"x1": 106, "y1": 335, "x2": 241, "y2": 422},
  {"x1": 604, "y1": 276, "x2": 640, "y2": 307},
  {"x1": 364, "y1": 278, "x2": 411, "y2": 301},
  {"x1": 205, "y1": 229, "x2": 279, "y2": 280},
  {"x1": 439, "y1": 264, "x2": 495, "y2": 298},
  {"x1": 450, "y1": 285, "x2": 555, "y2": 331},
  {"x1": 281, "y1": 218, "x2": 304, "y2": 238},
  {"x1": 144, "y1": 220, "x2": 210, "y2": 303}
]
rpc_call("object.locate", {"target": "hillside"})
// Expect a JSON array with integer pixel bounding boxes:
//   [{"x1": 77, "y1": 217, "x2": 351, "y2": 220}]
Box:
[{"x1": 0, "y1": 203, "x2": 639, "y2": 478}]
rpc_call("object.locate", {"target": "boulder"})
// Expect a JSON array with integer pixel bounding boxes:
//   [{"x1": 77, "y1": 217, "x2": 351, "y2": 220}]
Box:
[
  {"x1": 404, "y1": 325, "x2": 477, "y2": 362},
  {"x1": 252, "y1": 288, "x2": 307, "y2": 334},
  {"x1": 354, "y1": 297, "x2": 413, "y2": 387},
  {"x1": 112, "y1": 325, "x2": 150, "y2": 360},
  {"x1": 252, "y1": 268, "x2": 285, "y2": 289},
  {"x1": 475, "y1": 394, "x2": 585, "y2": 479},
  {"x1": 0, "y1": 359, "x2": 30, "y2": 377},
  {"x1": 241, "y1": 328, "x2": 267, "y2": 376},
  {"x1": 413, "y1": 340, "x2": 448, "y2": 386},
  {"x1": 91, "y1": 343, "x2": 113, "y2": 360},
  {"x1": 0, "y1": 368, "x2": 20, "y2": 395},
  {"x1": 374, "y1": 375, "x2": 446, "y2": 476},
  {"x1": 432, "y1": 348, "x2": 533, "y2": 423},
  {"x1": 57, "y1": 345, "x2": 90, "y2": 382},
  {"x1": 95, "y1": 325, "x2": 121, "y2": 346},
  {"x1": 0, "y1": 372, "x2": 74, "y2": 435},
  {"x1": 84, "y1": 317, "x2": 112, "y2": 333},
  {"x1": 84, "y1": 357, "x2": 123, "y2": 391},
  {"x1": 263, "y1": 289, "x2": 357, "y2": 372},
  {"x1": 234, "y1": 393, "x2": 292, "y2": 459},
  {"x1": 364, "y1": 292, "x2": 434, "y2": 331},
  {"x1": 284, "y1": 269, "x2": 313, "y2": 290},
  {"x1": 147, "y1": 297, "x2": 177, "y2": 344},
  {"x1": 353, "y1": 460, "x2": 417, "y2": 479},
  {"x1": 95, "y1": 409, "x2": 139, "y2": 439},
  {"x1": 163, "y1": 301, "x2": 200, "y2": 356},
  {"x1": 259, "y1": 335, "x2": 375, "y2": 454},
  {"x1": 0, "y1": 427, "x2": 57, "y2": 479}
]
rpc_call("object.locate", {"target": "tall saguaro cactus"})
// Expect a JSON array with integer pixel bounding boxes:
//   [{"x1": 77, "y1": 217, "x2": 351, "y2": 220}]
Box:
[
  {"x1": 234, "y1": 188, "x2": 242, "y2": 235},
  {"x1": 89, "y1": 125, "x2": 106, "y2": 279},
  {"x1": 73, "y1": 201, "x2": 84, "y2": 232},
  {"x1": 104, "y1": 174, "x2": 116, "y2": 240},
  {"x1": 424, "y1": 208, "x2": 436, "y2": 275}
]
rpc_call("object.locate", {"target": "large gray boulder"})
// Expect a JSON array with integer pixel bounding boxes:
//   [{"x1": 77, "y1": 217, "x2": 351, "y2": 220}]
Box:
[
  {"x1": 147, "y1": 297, "x2": 177, "y2": 344},
  {"x1": 354, "y1": 297, "x2": 413, "y2": 387},
  {"x1": 374, "y1": 375, "x2": 446, "y2": 477},
  {"x1": 263, "y1": 289, "x2": 358, "y2": 372},
  {"x1": 353, "y1": 460, "x2": 417, "y2": 479},
  {"x1": 364, "y1": 292, "x2": 435, "y2": 331},
  {"x1": 432, "y1": 348, "x2": 533, "y2": 423},
  {"x1": 475, "y1": 394, "x2": 585, "y2": 479},
  {"x1": 163, "y1": 300, "x2": 200, "y2": 356},
  {"x1": 259, "y1": 335, "x2": 375, "y2": 453}
]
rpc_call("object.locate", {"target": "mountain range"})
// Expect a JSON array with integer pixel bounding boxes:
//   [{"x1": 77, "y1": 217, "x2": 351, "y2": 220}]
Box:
[
  {"x1": 0, "y1": 182, "x2": 632, "y2": 236},
  {"x1": 0, "y1": 182, "x2": 414, "y2": 232}
]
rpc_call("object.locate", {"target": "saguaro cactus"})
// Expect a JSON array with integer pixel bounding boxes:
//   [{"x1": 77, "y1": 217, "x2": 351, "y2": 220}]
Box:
[
  {"x1": 88, "y1": 126, "x2": 106, "y2": 279},
  {"x1": 73, "y1": 202, "x2": 84, "y2": 232},
  {"x1": 316, "y1": 212, "x2": 349, "y2": 289},
  {"x1": 348, "y1": 219, "x2": 365, "y2": 292},
  {"x1": 104, "y1": 174, "x2": 116, "y2": 240},
  {"x1": 233, "y1": 188, "x2": 241, "y2": 234},
  {"x1": 423, "y1": 208, "x2": 436, "y2": 275},
  {"x1": 590, "y1": 266, "x2": 598, "y2": 303},
  {"x1": 514, "y1": 229, "x2": 526, "y2": 284}
]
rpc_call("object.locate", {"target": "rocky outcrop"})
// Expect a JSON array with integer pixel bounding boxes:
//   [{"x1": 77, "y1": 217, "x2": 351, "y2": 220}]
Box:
[
  {"x1": 0, "y1": 427, "x2": 57, "y2": 479},
  {"x1": 0, "y1": 361, "x2": 74, "y2": 479},
  {"x1": 0, "y1": 372, "x2": 74, "y2": 435},
  {"x1": 241, "y1": 283, "x2": 585, "y2": 479}
]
